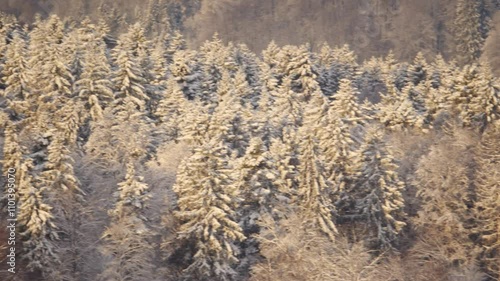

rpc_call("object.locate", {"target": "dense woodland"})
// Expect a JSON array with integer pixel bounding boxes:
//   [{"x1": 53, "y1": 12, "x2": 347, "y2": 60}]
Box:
[{"x1": 0, "y1": 1, "x2": 499, "y2": 280}]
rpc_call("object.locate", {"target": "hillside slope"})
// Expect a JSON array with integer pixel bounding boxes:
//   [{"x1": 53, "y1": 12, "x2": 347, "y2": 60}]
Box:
[{"x1": 1, "y1": 0, "x2": 499, "y2": 66}]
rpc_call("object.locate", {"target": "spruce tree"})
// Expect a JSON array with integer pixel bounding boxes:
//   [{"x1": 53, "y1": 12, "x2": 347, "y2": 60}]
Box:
[
  {"x1": 155, "y1": 77, "x2": 188, "y2": 141},
  {"x1": 473, "y1": 124, "x2": 500, "y2": 278},
  {"x1": 99, "y1": 162, "x2": 154, "y2": 281},
  {"x1": 350, "y1": 128, "x2": 406, "y2": 248},
  {"x1": 76, "y1": 36, "x2": 113, "y2": 122},
  {"x1": 173, "y1": 141, "x2": 246, "y2": 281},
  {"x1": 1, "y1": 33, "x2": 32, "y2": 119},
  {"x1": 297, "y1": 131, "x2": 337, "y2": 241},
  {"x1": 17, "y1": 160, "x2": 60, "y2": 274},
  {"x1": 454, "y1": 0, "x2": 484, "y2": 64},
  {"x1": 330, "y1": 78, "x2": 364, "y2": 124}
]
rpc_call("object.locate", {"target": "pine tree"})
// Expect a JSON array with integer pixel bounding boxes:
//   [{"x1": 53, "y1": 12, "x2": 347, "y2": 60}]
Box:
[
  {"x1": 164, "y1": 30, "x2": 187, "y2": 64},
  {"x1": 17, "y1": 160, "x2": 60, "y2": 274},
  {"x1": 169, "y1": 49, "x2": 204, "y2": 100},
  {"x1": 473, "y1": 125, "x2": 500, "y2": 278},
  {"x1": 208, "y1": 71, "x2": 250, "y2": 156},
  {"x1": 297, "y1": 131, "x2": 337, "y2": 241},
  {"x1": 376, "y1": 84, "x2": 422, "y2": 131},
  {"x1": 99, "y1": 160, "x2": 153, "y2": 281},
  {"x1": 330, "y1": 78, "x2": 364, "y2": 124},
  {"x1": 469, "y1": 65, "x2": 500, "y2": 129},
  {"x1": 180, "y1": 101, "x2": 212, "y2": 146},
  {"x1": 173, "y1": 141, "x2": 246, "y2": 281},
  {"x1": 155, "y1": 77, "x2": 188, "y2": 141},
  {"x1": 75, "y1": 36, "x2": 113, "y2": 122},
  {"x1": 233, "y1": 44, "x2": 262, "y2": 108},
  {"x1": 407, "y1": 52, "x2": 428, "y2": 86},
  {"x1": 317, "y1": 113, "x2": 356, "y2": 195},
  {"x1": 111, "y1": 39, "x2": 149, "y2": 112},
  {"x1": 1, "y1": 33, "x2": 32, "y2": 119},
  {"x1": 235, "y1": 137, "x2": 285, "y2": 229},
  {"x1": 110, "y1": 161, "x2": 150, "y2": 219},
  {"x1": 350, "y1": 128, "x2": 406, "y2": 248},
  {"x1": 454, "y1": 0, "x2": 484, "y2": 64},
  {"x1": 1, "y1": 122, "x2": 22, "y2": 203},
  {"x1": 280, "y1": 44, "x2": 319, "y2": 102},
  {"x1": 270, "y1": 77, "x2": 304, "y2": 137}
]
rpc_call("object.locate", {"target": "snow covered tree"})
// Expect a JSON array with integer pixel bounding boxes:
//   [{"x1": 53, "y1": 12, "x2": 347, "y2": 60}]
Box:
[
  {"x1": 270, "y1": 77, "x2": 304, "y2": 137},
  {"x1": 99, "y1": 160, "x2": 153, "y2": 281},
  {"x1": 349, "y1": 128, "x2": 406, "y2": 248},
  {"x1": 407, "y1": 52, "x2": 428, "y2": 86},
  {"x1": 1, "y1": 33, "x2": 32, "y2": 119},
  {"x1": 473, "y1": 124, "x2": 500, "y2": 278},
  {"x1": 150, "y1": 39, "x2": 168, "y2": 86},
  {"x1": 233, "y1": 44, "x2": 262, "y2": 108},
  {"x1": 207, "y1": 71, "x2": 250, "y2": 156},
  {"x1": 17, "y1": 159, "x2": 60, "y2": 275},
  {"x1": 39, "y1": 127, "x2": 81, "y2": 196},
  {"x1": 111, "y1": 39, "x2": 149, "y2": 112},
  {"x1": 32, "y1": 30, "x2": 74, "y2": 131},
  {"x1": 468, "y1": 65, "x2": 500, "y2": 129},
  {"x1": 413, "y1": 123, "x2": 479, "y2": 268},
  {"x1": 330, "y1": 78, "x2": 364, "y2": 124},
  {"x1": 170, "y1": 49, "x2": 204, "y2": 100},
  {"x1": 164, "y1": 30, "x2": 187, "y2": 64},
  {"x1": 98, "y1": 216, "x2": 155, "y2": 281},
  {"x1": 317, "y1": 113, "x2": 356, "y2": 195},
  {"x1": 454, "y1": 0, "x2": 484, "y2": 64},
  {"x1": 279, "y1": 44, "x2": 319, "y2": 102},
  {"x1": 75, "y1": 36, "x2": 113, "y2": 122},
  {"x1": 1, "y1": 122, "x2": 22, "y2": 204},
  {"x1": 235, "y1": 137, "x2": 287, "y2": 231},
  {"x1": 110, "y1": 161, "x2": 150, "y2": 219},
  {"x1": 173, "y1": 141, "x2": 246, "y2": 281},
  {"x1": 297, "y1": 131, "x2": 338, "y2": 241},
  {"x1": 450, "y1": 64, "x2": 499, "y2": 129},
  {"x1": 376, "y1": 84, "x2": 423, "y2": 131},
  {"x1": 180, "y1": 101, "x2": 212, "y2": 146},
  {"x1": 155, "y1": 77, "x2": 189, "y2": 141}
]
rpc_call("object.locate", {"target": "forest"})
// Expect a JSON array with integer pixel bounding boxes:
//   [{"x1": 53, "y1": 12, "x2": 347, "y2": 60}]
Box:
[{"x1": 0, "y1": 1, "x2": 499, "y2": 280}]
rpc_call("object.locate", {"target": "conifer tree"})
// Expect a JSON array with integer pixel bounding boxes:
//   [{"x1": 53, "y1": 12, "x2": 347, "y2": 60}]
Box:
[
  {"x1": 17, "y1": 160, "x2": 60, "y2": 274},
  {"x1": 454, "y1": 0, "x2": 484, "y2": 64},
  {"x1": 173, "y1": 141, "x2": 246, "y2": 281},
  {"x1": 317, "y1": 113, "x2": 356, "y2": 194},
  {"x1": 233, "y1": 44, "x2": 262, "y2": 108},
  {"x1": 330, "y1": 78, "x2": 364, "y2": 124},
  {"x1": 150, "y1": 39, "x2": 168, "y2": 86},
  {"x1": 99, "y1": 162, "x2": 153, "y2": 281},
  {"x1": 469, "y1": 65, "x2": 500, "y2": 129},
  {"x1": 473, "y1": 124, "x2": 500, "y2": 278},
  {"x1": 297, "y1": 131, "x2": 337, "y2": 241},
  {"x1": 280, "y1": 44, "x2": 319, "y2": 102},
  {"x1": 350, "y1": 128, "x2": 406, "y2": 248},
  {"x1": 208, "y1": 71, "x2": 250, "y2": 156},
  {"x1": 155, "y1": 77, "x2": 189, "y2": 141},
  {"x1": 235, "y1": 137, "x2": 285, "y2": 227},
  {"x1": 164, "y1": 30, "x2": 187, "y2": 64},
  {"x1": 75, "y1": 34, "x2": 113, "y2": 123},
  {"x1": 111, "y1": 39, "x2": 149, "y2": 112},
  {"x1": 376, "y1": 84, "x2": 422, "y2": 131},
  {"x1": 407, "y1": 52, "x2": 428, "y2": 86},
  {"x1": 271, "y1": 77, "x2": 304, "y2": 137},
  {"x1": 1, "y1": 122, "x2": 22, "y2": 203},
  {"x1": 170, "y1": 49, "x2": 204, "y2": 100},
  {"x1": 1, "y1": 33, "x2": 32, "y2": 119}
]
